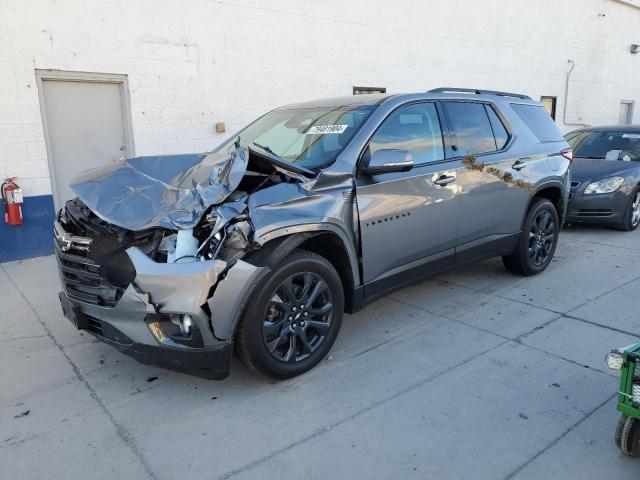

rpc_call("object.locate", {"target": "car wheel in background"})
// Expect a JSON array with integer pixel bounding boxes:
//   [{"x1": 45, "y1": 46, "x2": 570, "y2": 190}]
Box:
[
  {"x1": 235, "y1": 249, "x2": 344, "y2": 379},
  {"x1": 614, "y1": 186, "x2": 640, "y2": 232},
  {"x1": 502, "y1": 198, "x2": 559, "y2": 276}
]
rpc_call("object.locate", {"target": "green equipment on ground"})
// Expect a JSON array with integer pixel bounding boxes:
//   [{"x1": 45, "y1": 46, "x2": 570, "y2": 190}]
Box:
[{"x1": 606, "y1": 343, "x2": 640, "y2": 456}]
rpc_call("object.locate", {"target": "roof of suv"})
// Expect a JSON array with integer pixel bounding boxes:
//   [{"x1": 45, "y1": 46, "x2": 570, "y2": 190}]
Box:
[{"x1": 276, "y1": 88, "x2": 538, "y2": 111}]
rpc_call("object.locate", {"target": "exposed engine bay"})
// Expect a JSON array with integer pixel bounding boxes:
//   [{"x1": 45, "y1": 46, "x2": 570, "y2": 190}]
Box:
[{"x1": 63, "y1": 147, "x2": 312, "y2": 270}]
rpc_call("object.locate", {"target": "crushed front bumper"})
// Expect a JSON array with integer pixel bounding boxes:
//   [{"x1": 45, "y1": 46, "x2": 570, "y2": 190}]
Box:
[
  {"x1": 59, "y1": 290, "x2": 233, "y2": 379},
  {"x1": 55, "y1": 221, "x2": 267, "y2": 379}
]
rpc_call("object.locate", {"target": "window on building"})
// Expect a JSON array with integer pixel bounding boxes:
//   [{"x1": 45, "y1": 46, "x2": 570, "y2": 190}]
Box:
[
  {"x1": 619, "y1": 101, "x2": 634, "y2": 125},
  {"x1": 353, "y1": 86, "x2": 386, "y2": 95},
  {"x1": 540, "y1": 96, "x2": 557, "y2": 120},
  {"x1": 443, "y1": 102, "x2": 497, "y2": 156},
  {"x1": 510, "y1": 104, "x2": 564, "y2": 142},
  {"x1": 368, "y1": 102, "x2": 444, "y2": 165}
]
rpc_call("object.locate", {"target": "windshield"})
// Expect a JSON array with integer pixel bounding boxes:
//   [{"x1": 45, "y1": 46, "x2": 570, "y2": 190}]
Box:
[
  {"x1": 567, "y1": 131, "x2": 640, "y2": 161},
  {"x1": 212, "y1": 104, "x2": 376, "y2": 169}
]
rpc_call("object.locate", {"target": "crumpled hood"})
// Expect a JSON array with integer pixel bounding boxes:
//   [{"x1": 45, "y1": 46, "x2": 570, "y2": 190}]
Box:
[
  {"x1": 70, "y1": 147, "x2": 248, "y2": 231},
  {"x1": 571, "y1": 158, "x2": 636, "y2": 183}
]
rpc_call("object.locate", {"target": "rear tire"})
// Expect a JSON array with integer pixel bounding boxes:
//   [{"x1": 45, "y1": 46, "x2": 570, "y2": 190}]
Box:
[
  {"x1": 502, "y1": 198, "x2": 559, "y2": 276},
  {"x1": 613, "y1": 186, "x2": 640, "y2": 232},
  {"x1": 235, "y1": 249, "x2": 344, "y2": 379}
]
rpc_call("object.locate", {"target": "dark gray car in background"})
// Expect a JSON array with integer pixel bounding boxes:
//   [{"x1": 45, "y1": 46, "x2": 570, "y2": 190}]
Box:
[
  {"x1": 566, "y1": 126, "x2": 640, "y2": 231},
  {"x1": 55, "y1": 88, "x2": 571, "y2": 379}
]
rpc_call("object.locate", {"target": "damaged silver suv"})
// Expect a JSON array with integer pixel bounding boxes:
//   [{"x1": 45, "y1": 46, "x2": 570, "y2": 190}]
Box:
[{"x1": 55, "y1": 88, "x2": 571, "y2": 379}]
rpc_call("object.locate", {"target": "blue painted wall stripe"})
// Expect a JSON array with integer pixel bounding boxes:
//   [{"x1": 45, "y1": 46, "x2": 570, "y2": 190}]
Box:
[{"x1": 0, "y1": 194, "x2": 55, "y2": 262}]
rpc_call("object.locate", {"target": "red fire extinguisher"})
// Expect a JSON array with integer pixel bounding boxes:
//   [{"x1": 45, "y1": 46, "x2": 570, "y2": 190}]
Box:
[{"x1": 1, "y1": 178, "x2": 23, "y2": 225}]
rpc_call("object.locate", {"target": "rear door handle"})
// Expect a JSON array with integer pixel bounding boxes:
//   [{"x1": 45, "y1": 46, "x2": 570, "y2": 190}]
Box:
[
  {"x1": 512, "y1": 160, "x2": 528, "y2": 170},
  {"x1": 434, "y1": 175, "x2": 456, "y2": 186}
]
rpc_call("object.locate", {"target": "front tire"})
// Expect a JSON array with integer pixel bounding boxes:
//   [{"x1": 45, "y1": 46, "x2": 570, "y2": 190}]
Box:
[
  {"x1": 235, "y1": 249, "x2": 344, "y2": 379},
  {"x1": 614, "y1": 186, "x2": 640, "y2": 232},
  {"x1": 502, "y1": 198, "x2": 559, "y2": 276}
]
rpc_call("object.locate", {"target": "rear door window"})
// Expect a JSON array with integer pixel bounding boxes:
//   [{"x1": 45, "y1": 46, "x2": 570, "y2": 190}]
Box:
[
  {"x1": 443, "y1": 102, "x2": 497, "y2": 156},
  {"x1": 510, "y1": 103, "x2": 564, "y2": 142},
  {"x1": 368, "y1": 102, "x2": 445, "y2": 165}
]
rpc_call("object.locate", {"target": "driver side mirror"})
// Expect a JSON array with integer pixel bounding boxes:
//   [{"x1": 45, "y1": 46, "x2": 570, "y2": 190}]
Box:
[{"x1": 361, "y1": 149, "x2": 414, "y2": 175}]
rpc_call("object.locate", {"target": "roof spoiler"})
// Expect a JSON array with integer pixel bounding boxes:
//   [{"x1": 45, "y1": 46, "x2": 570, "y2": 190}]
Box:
[{"x1": 428, "y1": 87, "x2": 531, "y2": 100}]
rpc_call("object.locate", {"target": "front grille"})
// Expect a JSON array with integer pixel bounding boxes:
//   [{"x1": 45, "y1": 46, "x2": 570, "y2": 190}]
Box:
[
  {"x1": 55, "y1": 199, "x2": 160, "y2": 307},
  {"x1": 55, "y1": 241, "x2": 124, "y2": 307}
]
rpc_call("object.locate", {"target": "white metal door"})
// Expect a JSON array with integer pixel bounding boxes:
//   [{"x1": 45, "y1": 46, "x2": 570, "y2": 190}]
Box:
[
  {"x1": 40, "y1": 79, "x2": 129, "y2": 208},
  {"x1": 619, "y1": 101, "x2": 634, "y2": 125}
]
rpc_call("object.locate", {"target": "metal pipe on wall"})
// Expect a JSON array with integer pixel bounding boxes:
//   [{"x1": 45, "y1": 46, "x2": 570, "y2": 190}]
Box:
[{"x1": 563, "y1": 59, "x2": 589, "y2": 128}]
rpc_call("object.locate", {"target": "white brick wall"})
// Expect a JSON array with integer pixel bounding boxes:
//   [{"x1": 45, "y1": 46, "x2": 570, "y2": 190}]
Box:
[{"x1": 1, "y1": 0, "x2": 639, "y2": 197}]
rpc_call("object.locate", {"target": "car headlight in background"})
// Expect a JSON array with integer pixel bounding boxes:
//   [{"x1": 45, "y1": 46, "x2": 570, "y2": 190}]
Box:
[
  {"x1": 605, "y1": 350, "x2": 624, "y2": 370},
  {"x1": 584, "y1": 176, "x2": 625, "y2": 194}
]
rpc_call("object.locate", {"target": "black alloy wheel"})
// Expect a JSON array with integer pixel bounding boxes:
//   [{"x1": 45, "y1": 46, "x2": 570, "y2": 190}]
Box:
[
  {"x1": 503, "y1": 198, "x2": 559, "y2": 276},
  {"x1": 262, "y1": 272, "x2": 333, "y2": 363},
  {"x1": 528, "y1": 209, "x2": 556, "y2": 267},
  {"x1": 236, "y1": 249, "x2": 344, "y2": 379}
]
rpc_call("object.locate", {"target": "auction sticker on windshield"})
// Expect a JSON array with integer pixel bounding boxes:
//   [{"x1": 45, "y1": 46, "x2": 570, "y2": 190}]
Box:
[{"x1": 306, "y1": 124, "x2": 349, "y2": 135}]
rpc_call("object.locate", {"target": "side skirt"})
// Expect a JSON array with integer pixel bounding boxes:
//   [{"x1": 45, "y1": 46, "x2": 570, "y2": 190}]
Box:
[
  {"x1": 454, "y1": 232, "x2": 520, "y2": 265},
  {"x1": 348, "y1": 250, "x2": 454, "y2": 313},
  {"x1": 347, "y1": 232, "x2": 520, "y2": 314}
]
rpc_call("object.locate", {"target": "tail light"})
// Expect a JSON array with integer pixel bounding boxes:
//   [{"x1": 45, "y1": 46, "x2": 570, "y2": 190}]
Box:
[{"x1": 561, "y1": 148, "x2": 573, "y2": 162}]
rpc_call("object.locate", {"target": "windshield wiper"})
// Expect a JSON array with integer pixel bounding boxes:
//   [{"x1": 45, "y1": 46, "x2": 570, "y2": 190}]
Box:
[
  {"x1": 249, "y1": 142, "x2": 315, "y2": 177},
  {"x1": 251, "y1": 141, "x2": 276, "y2": 155}
]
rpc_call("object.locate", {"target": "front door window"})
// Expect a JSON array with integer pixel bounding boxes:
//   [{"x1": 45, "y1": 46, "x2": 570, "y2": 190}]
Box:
[{"x1": 368, "y1": 103, "x2": 445, "y2": 166}]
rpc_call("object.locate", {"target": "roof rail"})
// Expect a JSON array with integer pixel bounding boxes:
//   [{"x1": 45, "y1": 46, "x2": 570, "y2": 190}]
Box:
[{"x1": 428, "y1": 87, "x2": 531, "y2": 100}]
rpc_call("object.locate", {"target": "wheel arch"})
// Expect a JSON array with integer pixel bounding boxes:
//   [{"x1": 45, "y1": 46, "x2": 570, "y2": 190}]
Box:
[
  {"x1": 529, "y1": 182, "x2": 566, "y2": 225},
  {"x1": 245, "y1": 225, "x2": 361, "y2": 312}
]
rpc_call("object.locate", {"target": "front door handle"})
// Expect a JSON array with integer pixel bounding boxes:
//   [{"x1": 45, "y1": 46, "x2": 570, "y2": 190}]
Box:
[
  {"x1": 434, "y1": 174, "x2": 456, "y2": 186},
  {"x1": 512, "y1": 159, "x2": 528, "y2": 170}
]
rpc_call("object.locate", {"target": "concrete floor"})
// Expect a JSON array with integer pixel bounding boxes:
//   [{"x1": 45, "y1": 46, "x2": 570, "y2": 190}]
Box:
[{"x1": 2, "y1": 224, "x2": 639, "y2": 479}]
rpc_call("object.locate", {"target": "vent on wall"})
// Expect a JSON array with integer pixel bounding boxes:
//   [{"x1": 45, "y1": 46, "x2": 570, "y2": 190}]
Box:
[{"x1": 353, "y1": 86, "x2": 386, "y2": 95}]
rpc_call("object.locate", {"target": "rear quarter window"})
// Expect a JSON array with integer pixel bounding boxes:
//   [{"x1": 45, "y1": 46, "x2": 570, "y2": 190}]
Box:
[
  {"x1": 510, "y1": 104, "x2": 564, "y2": 142},
  {"x1": 485, "y1": 105, "x2": 510, "y2": 149}
]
